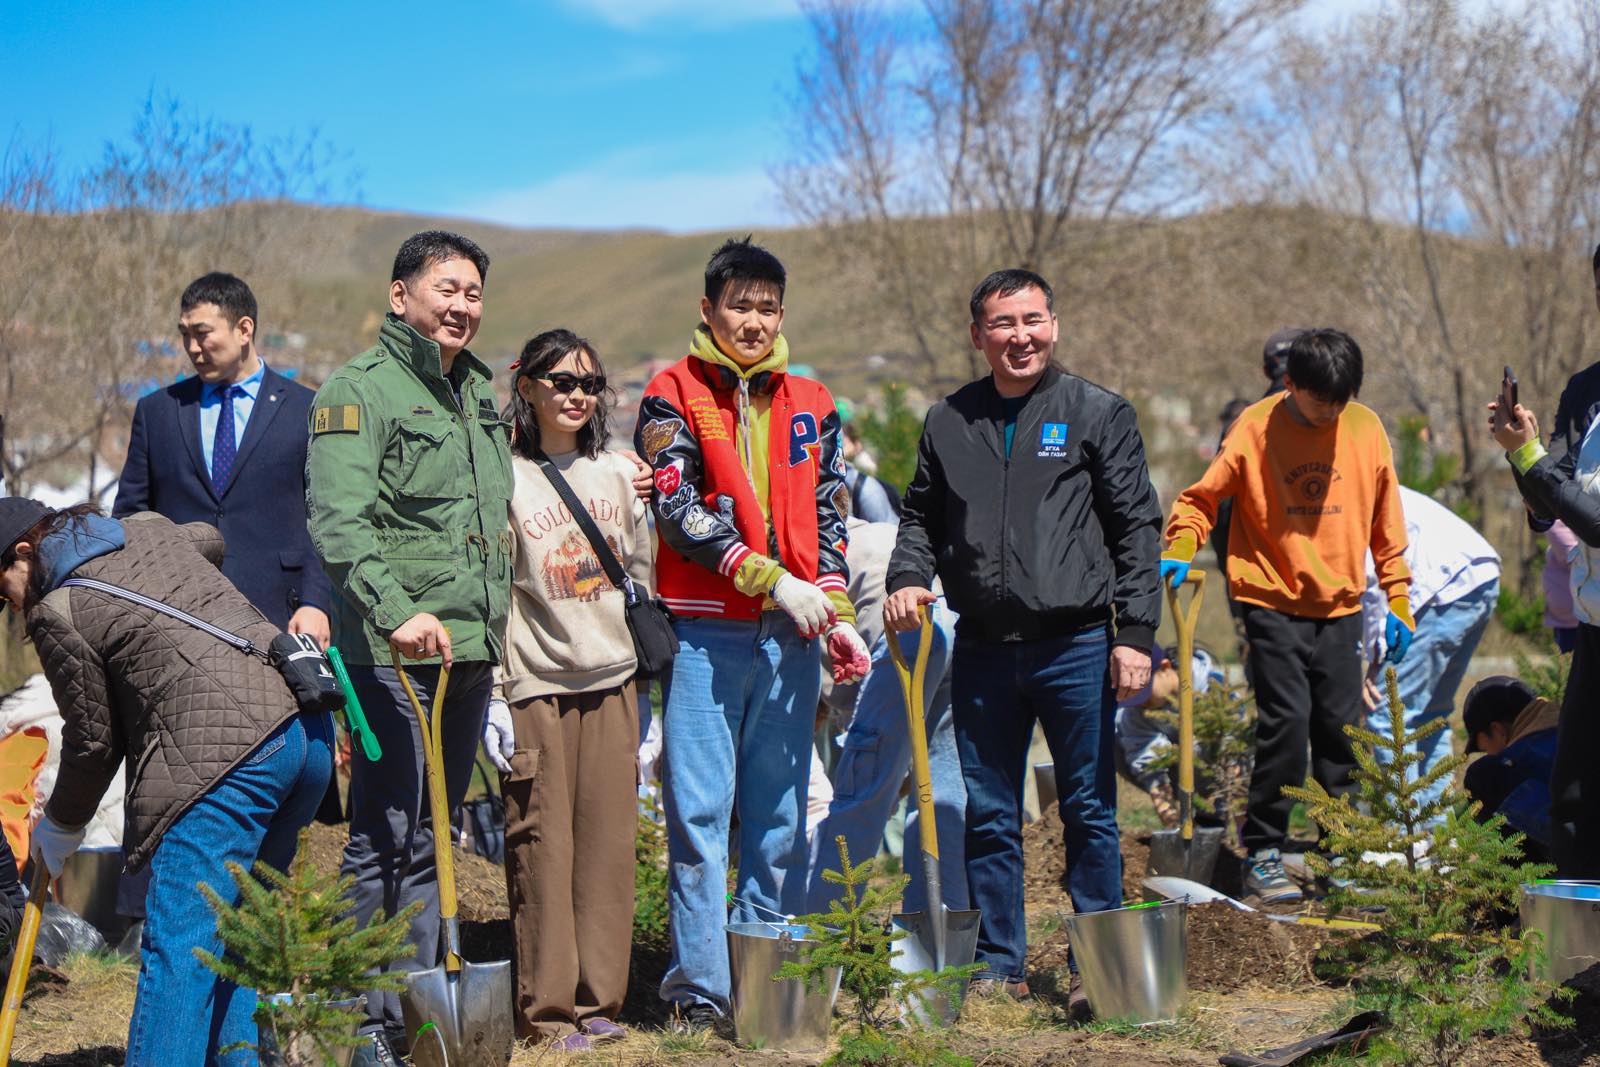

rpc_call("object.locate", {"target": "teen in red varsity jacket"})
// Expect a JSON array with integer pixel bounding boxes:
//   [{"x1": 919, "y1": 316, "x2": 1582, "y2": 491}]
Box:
[{"x1": 639, "y1": 237, "x2": 870, "y2": 1021}]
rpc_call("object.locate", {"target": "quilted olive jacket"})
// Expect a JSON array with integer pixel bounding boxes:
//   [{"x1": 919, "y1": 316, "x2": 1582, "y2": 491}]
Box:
[{"x1": 27, "y1": 512, "x2": 299, "y2": 872}]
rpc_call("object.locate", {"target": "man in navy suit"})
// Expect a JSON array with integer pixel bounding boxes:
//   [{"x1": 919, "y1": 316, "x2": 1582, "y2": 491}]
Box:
[{"x1": 114, "y1": 272, "x2": 331, "y2": 641}]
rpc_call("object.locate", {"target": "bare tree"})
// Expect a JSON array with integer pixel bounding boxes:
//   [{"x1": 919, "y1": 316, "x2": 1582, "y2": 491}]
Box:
[
  {"x1": 0, "y1": 98, "x2": 344, "y2": 500},
  {"x1": 780, "y1": 0, "x2": 1302, "y2": 384}
]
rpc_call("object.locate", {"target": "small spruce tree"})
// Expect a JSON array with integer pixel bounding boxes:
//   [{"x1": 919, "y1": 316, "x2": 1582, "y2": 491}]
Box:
[
  {"x1": 1283, "y1": 668, "x2": 1567, "y2": 1066},
  {"x1": 1148, "y1": 684, "x2": 1256, "y2": 822},
  {"x1": 195, "y1": 827, "x2": 423, "y2": 1067},
  {"x1": 777, "y1": 836, "x2": 975, "y2": 1067}
]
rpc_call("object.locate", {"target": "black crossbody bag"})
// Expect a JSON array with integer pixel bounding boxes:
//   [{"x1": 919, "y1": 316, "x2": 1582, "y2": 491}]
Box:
[
  {"x1": 60, "y1": 577, "x2": 345, "y2": 715},
  {"x1": 534, "y1": 452, "x2": 676, "y2": 677}
]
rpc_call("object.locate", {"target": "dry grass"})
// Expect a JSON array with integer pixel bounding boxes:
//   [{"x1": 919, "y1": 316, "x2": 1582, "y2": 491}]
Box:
[{"x1": 10, "y1": 951, "x2": 137, "y2": 1059}]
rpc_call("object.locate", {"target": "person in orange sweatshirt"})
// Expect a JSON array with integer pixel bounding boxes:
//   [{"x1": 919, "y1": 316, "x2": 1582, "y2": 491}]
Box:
[{"x1": 1160, "y1": 328, "x2": 1413, "y2": 903}]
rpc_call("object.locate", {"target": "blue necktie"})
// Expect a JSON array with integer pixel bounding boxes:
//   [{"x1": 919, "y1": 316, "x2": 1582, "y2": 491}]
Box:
[{"x1": 212, "y1": 385, "x2": 241, "y2": 489}]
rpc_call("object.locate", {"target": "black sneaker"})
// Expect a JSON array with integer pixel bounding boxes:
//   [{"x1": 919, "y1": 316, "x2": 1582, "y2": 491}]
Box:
[
  {"x1": 671, "y1": 1002, "x2": 723, "y2": 1035},
  {"x1": 1243, "y1": 848, "x2": 1304, "y2": 904}
]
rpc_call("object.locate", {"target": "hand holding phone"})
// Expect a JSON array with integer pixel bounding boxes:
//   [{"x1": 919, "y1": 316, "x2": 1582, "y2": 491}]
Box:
[{"x1": 1501, "y1": 365, "x2": 1520, "y2": 428}]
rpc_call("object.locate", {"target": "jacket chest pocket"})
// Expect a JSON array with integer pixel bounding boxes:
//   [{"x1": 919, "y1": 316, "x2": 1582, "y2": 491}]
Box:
[
  {"x1": 475, "y1": 414, "x2": 515, "y2": 502},
  {"x1": 394, "y1": 417, "x2": 458, "y2": 499}
]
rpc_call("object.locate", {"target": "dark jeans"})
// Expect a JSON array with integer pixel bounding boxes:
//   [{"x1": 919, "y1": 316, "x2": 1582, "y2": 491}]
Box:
[
  {"x1": 1553, "y1": 623, "x2": 1600, "y2": 878},
  {"x1": 1240, "y1": 606, "x2": 1363, "y2": 853},
  {"x1": 342, "y1": 661, "x2": 493, "y2": 1035},
  {"x1": 953, "y1": 625, "x2": 1121, "y2": 983}
]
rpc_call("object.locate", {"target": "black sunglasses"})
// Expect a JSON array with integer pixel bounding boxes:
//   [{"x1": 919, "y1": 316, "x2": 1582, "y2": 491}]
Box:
[{"x1": 535, "y1": 372, "x2": 606, "y2": 396}]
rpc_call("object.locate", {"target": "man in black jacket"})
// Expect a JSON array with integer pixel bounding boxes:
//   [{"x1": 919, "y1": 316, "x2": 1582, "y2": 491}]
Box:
[{"x1": 885, "y1": 269, "x2": 1161, "y2": 1017}]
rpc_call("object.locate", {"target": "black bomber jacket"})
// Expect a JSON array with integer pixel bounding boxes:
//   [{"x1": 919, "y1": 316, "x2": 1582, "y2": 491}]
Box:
[{"x1": 886, "y1": 365, "x2": 1162, "y2": 648}]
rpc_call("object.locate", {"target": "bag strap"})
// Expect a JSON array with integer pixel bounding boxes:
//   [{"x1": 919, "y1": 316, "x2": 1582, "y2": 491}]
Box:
[
  {"x1": 61, "y1": 577, "x2": 267, "y2": 660},
  {"x1": 533, "y1": 452, "x2": 638, "y2": 604}
]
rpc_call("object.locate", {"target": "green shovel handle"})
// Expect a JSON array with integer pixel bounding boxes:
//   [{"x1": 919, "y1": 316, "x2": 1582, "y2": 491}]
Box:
[{"x1": 327, "y1": 645, "x2": 382, "y2": 761}]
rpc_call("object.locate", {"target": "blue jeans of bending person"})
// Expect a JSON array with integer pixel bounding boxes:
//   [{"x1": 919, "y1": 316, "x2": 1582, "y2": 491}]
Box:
[
  {"x1": 807, "y1": 609, "x2": 969, "y2": 915},
  {"x1": 954, "y1": 624, "x2": 1121, "y2": 983},
  {"x1": 659, "y1": 613, "x2": 820, "y2": 1013},
  {"x1": 125, "y1": 711, "x2": 335, "y2": 1067},
  {"x1": 1368, "y1": 580, "x2": 1498, "y2": 825}
]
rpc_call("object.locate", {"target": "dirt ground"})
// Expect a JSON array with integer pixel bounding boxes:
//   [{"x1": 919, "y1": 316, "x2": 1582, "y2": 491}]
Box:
[{"x1": 11, "y1": 815, "x2": 1600, "y2": 1066}]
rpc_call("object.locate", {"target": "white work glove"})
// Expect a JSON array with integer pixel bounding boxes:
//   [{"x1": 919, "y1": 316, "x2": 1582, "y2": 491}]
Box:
[
  {"x1": 826, "y1": 623, "x2": 872, "y2": 685},
  {"x1": 483, "y1": 698, "x2": 515, "y2": 774},
  {"x1": 30, "y1": 815, "x2": 86, "y2": 878},
  {"x1": 771, "y1": 573, "x2": 837, "y2": 638}
]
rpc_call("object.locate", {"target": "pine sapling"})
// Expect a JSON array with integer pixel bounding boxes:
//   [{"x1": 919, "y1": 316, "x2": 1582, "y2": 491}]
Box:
[
  {"x1": 195, "y1": 827, "x2": 423, "y2": 1067},
  {"x1": 776, "y1": 836, "x2": 975, "y2": 1066},
  {"x1": 1283, "y1": 667, "x2": 1566, "y2": 1066},
  {"x1": 1148, "y1": 684, "x2": 1256, "y2": 822}
]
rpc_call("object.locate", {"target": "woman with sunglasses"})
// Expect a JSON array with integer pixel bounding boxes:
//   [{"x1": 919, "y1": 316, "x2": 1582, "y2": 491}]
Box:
[{"x1": 484, "y1": 329, "x2": 653, "y2": 1050}]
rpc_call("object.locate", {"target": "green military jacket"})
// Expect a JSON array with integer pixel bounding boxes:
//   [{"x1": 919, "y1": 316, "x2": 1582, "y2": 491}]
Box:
[{"x1": 306, "y1": 314, "x2": 514, "y2": 665}]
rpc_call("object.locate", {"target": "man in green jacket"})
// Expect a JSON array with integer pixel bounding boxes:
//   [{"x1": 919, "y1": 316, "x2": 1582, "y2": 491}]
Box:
[{"x1": 307, "y1": 230, "x2": 512, "y2": 1058}]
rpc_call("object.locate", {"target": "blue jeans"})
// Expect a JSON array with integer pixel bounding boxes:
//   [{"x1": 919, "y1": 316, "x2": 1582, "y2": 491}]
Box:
[
  {"x1": 807, "y1": 610, "x2": 968, "y2": 915},
  {"x1": 659, "y1": 614, "x2": 821, "y2": 1012},
  {"x1": 125, "y1": 711, "x2": 335, "y2": 1067},
  {"x1": 954, "y1": 625, "x2": 1121, "y2": 982},
  {"x1": 1369, "y1": 580, "x2": 1498, "y2": 822}
]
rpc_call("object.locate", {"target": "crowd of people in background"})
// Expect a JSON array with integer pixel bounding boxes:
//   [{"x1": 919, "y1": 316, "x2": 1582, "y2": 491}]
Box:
[{"x1": 1, "y1": 229, "x2": 1597, "y2": 1062}]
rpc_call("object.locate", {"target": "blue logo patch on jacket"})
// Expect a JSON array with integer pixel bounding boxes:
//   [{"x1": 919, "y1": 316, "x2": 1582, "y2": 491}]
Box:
[
  {"x1": 1038, "y1": 422, "x2": 1069, "y2": 458},
  {"x1": 790, "y1": 412, "x2": 820, "y2": 467}
]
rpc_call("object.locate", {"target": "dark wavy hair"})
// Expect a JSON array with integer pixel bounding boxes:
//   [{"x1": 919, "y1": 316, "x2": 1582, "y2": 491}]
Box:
[{"x1": 507, "y1": 329, "x2": 610, "y2": 461}]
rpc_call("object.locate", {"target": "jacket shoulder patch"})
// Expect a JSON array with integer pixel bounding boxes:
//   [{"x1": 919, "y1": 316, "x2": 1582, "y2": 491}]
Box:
[{"x1": 313, "y1": 405, "x2": 362, "y2": 435}]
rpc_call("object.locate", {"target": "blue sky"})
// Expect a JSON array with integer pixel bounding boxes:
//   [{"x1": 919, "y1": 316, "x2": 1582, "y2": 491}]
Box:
[
  {"x1": 3, "y1": 0, "x2": 816, "y2": 231},
  {"x1": 4, "y1": 0, "x2": 1394, "y2": 233}
]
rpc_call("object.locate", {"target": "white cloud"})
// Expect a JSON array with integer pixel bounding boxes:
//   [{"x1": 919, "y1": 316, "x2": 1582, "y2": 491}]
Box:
[
  {"x1": 556, "y1": 0, "x2": 802, "y2": 30},
  {"x1": 452, "y1": 162, "x2": 786, "y2": 232}
]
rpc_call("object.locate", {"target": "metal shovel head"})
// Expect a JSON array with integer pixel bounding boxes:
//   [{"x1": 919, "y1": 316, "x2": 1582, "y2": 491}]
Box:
[
  {"x1": 400, "y1": 959, "x2": 514, "y2": 1067},
  {"x1": 890, "y1": 905, "x2": 982, "y2": 1026},
  {"x1": 1148, "y1": 826, "x2": 1225, "y2": 885}
]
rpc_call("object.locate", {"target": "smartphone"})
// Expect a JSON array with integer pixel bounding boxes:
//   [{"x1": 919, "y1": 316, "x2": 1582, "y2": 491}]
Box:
[{"x1": 1502, "y1": 365, "x2": 1520, "y2": 427}]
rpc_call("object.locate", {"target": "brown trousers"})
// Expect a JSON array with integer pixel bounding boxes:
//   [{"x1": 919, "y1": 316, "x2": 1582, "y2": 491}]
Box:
[{"x1": 502, "y1": 683, "x2": 639, "y2": 1041}]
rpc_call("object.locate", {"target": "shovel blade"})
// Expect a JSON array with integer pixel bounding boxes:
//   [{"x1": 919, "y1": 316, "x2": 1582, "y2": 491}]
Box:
[
  {"x1": 1148, "y1": 826, "x2": 1225, "y2": 885},
  {"x1": 890, "y1": 907, "x2": 981, "y2": 1026},
  {"x1": 400, "y1": 960, "x2": 514, "y2": 1067}
]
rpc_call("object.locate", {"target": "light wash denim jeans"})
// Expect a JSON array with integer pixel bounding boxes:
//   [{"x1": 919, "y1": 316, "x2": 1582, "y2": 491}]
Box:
[
  {"x1": 658, "y1": 613, "x2": 821, "y2": 1013},
  {"x1": 806, "y1": 606, "x2": 968, "y2": 915},
  {"x1": 1368, "y1": 579, "x2": 1498, "y2": 822},
  {"x1": 125, "y1": 711, "x2": 335, "y2": 1067}
]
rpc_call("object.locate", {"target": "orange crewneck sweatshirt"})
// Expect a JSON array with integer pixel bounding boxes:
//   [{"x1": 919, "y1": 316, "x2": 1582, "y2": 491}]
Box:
[{"x1": 1164, "y1": 393, "x2": 1412, "y2": 620}]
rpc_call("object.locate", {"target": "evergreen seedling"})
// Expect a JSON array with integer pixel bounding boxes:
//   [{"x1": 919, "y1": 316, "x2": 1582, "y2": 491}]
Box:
[
  {"x1": 1148, "y1": 684, "x2": 1255, "y2": 821},
  {"x1": 1283, "y1": 668, "x2": 1567, "y2": 1066},
  {"x1": 195, "y1": 827, "x2": 423, "y2": 1067},
  {"x1": 777, "y1": 836, "x2": 975, "y2": 1066}
]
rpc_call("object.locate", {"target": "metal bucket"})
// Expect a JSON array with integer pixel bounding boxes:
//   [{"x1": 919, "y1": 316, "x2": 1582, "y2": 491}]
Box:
[
  {"x1": 55, "y1": 847, "x2": 124, "y2": 941},
  {"x1": 1062, "y1": 901, "x2": 1187, "y2": 1024},
  {"x1": 1034, "y1": 763, "x2": 1057, "y2": 814},
  {"x1": 1521, "y1": 881, "x2": 1600, "y2": 985},
  {"x1": 256, "y1": 993, "x2": 366, "y2": 1067},
  {"x1": 726, "y1": 923, "x2": 840, "y2": 1051}
]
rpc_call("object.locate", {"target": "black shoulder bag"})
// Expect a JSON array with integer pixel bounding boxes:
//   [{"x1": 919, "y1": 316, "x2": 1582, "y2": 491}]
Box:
[
  {"x1": 60, "y1": 577, "x2": 346, "y2": 715},
  {"x1": 533, "y1": 452, "x2": 676, "y2": 677}
]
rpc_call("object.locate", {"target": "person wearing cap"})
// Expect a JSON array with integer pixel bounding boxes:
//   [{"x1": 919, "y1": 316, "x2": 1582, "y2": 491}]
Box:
[
  {"x1": 1461, "y1": 677, "x2": 1560, "y2": 860},
  {"x1": 0, "y1": 498, "x2": 333, "y2": 1065},
  {"x1": 1359, "y1": 485, "x2": 1500, "y2": 823},
  {"x1": 1163, "y1": 329, "x2": 1412, "y2": 904}
]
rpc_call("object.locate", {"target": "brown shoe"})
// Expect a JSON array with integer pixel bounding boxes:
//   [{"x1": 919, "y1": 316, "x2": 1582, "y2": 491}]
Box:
[
  {"x1": 969, "y1": 977, "x2": 1031, "y2": 1000},
  {"x1": 1067, "y1": 972, "x2": 1092, "y2": 1023}
]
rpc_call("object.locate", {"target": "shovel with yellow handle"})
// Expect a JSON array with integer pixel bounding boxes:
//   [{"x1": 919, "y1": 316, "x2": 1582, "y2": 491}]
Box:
[
  {"x1": 390, "y1": 651, "x2": 513, "y2": 1067},
  {"x1": 0, "y1": 865, "x2": 50, "y2": 1065},
  {"x1": 1148, "y1": 570, "x2": 1226, "y2": 884},
  {"x1": 885, "y1": 604, "x2": 981, "y2": 1025}
]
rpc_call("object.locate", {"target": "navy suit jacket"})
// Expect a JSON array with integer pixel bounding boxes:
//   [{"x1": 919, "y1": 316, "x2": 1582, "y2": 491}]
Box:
[{"x1": 113, "y1": 367, "x2": 331, "y2": 628}]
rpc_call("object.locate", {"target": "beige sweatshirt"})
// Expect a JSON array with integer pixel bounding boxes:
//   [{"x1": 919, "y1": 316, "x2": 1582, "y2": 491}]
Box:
[{"x1": 498, "y1": 448, "x2": 653, "y2": 702}]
